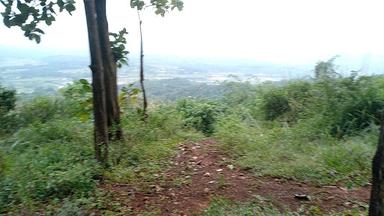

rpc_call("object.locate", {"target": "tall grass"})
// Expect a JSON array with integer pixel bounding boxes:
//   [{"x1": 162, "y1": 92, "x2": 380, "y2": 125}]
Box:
[{"x1": 213, "y1": 75, "x2": 384, "y2": 186}]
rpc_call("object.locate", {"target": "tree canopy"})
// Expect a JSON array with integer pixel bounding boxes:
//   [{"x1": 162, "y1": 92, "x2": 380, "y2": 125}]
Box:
[{"x1": 1, "y1": 0, "x2": 183, "y2": 43}]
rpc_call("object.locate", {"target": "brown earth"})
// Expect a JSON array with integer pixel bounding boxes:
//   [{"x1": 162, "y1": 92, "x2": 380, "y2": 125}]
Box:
[{"x1": 100, "y1": 139, "x2": 370, "y2": 215}]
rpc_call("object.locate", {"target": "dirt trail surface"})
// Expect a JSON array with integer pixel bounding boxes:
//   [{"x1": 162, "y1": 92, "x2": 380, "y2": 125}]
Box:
[{"x1": 101, "y1": 139, "x2": 370, "y2": 215}]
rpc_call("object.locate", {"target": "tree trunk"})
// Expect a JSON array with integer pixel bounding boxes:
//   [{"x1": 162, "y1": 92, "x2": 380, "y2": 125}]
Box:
[
  {"x1": 95, "y1": 0, "x2": 123, "y2": 140},
  {"x1": 83, "y1": 0, "x2": 109, "y2": 166},
  {"x1": 369, "y1": 122, "x2": 384, "y2": 216},
  {"x1": 138, "y1": 12, "x2": 148, "y2": 120}
]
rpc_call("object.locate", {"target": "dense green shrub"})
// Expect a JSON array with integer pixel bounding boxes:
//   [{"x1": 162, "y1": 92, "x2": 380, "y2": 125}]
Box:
[
  {"x1": 214, "y1": 71, "x2": 382, "y2": 186},
  {"x1": 0, "y1": 86, "x2": 17, "y2": 135},
  {"x1": 177, "y1": 99, "x2": 225, "y2": 135},
  {"x1": 0, "y1": 117, "x2": 99, "y2": 213},
  {"x1": 249, "y1": 74, "x2": 384, "y2": 137},
  {"x1": 214, "y1": 111, "x2": 376, "y2": 185},
  {"x1": 14, "y1": 96, "x2": 70, "y2": 126},
  {"x1": 309, "y1": 75, "x2": 384, "y2": 137},
  {"x1": 0, "y1": 86, "x2": 16, "y2": 114},
  {"x1": 0, "y1": 88, "x2": 202, "y2": 214},
  {"x1": 0, "y1": 93, "x2": 100, "y2": 213},
  {"x1": 60, "y1": 79, "x2": 93, "y2": 121},
  {"x1": 261, "y1": 90, "x2": 290, "y2": 120}
]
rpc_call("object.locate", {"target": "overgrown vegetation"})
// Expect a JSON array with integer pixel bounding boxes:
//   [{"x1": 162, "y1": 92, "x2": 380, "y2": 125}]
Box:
[
  {"x1": 202, "y1": 197, "x2": 365, "y2": 216},
  {"x1": 0, "y1": 59, "x2": 381, "y2": 213},
  {"x1": 202, "y1": 198, "x2": 298, "y2": 216},
  {"x1": 214, "y1": 72, "x2": 383, "y2": 186},
  {"x1": 0, "y1": 82, "x2": 201, "y2": 214},
  {"x1": 177, "y1": 99, "x2": 225, "y2": 136}
]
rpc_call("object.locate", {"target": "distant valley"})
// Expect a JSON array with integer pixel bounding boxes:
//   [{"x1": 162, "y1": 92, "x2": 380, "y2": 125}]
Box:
[{"x1": 1, "y1": 46, "x2": 384, "y2": 98}]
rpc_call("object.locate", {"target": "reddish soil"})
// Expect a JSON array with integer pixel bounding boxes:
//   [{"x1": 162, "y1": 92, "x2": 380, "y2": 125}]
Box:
[{"x1": 101, "y1": 139, "x2": 370, "y2": 215}]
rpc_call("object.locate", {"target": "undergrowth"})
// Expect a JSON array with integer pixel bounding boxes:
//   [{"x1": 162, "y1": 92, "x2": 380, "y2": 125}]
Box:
[
  {"x1": 213, "y1": 74, "x2": 383, "y2": 186},
  {"x1": 0, "y1": 82, "x2": 202, "y2": 215},
  {"x1": 0, "y1": 67, "x2": 380, "y2": 214},
  {"x1": 202, "y1": 197, "x2": 365, "y2": 216}
]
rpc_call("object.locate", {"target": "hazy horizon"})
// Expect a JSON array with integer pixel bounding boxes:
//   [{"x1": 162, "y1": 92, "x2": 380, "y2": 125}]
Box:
[
  {"x1": 1, "y1": 0, "x2": 384, "y2": 65},
  {"x1": 2, "y1": 0, "x2": 384, "y2": 95}
]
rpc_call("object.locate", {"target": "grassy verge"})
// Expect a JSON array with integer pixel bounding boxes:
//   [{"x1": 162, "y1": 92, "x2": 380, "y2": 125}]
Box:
[
  {"x1": 214, "y1": 112, "x2": 376, "y2": 186},
  {"x1": 202, "y1": 197, "x2": 365, "y2": 216}
]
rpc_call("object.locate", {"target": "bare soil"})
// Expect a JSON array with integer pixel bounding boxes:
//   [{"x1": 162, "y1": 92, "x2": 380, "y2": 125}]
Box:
[{"x1": 100, "y1": 139, "x2": 370, "y2": 215}]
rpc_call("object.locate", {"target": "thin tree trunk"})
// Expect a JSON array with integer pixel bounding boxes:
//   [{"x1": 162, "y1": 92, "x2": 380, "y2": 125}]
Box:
[
  {"x1": 83, "y1": 0, "x2": 109, "y2": 166},
  {"x1": 369, "y1": 122, "x2": 384, "y2": 216},
  {"x1": 138, "y1": 11, "x2": 148, "y2": 120},
  {"x1": 95, "y1": 0, "x2": 123, "y2": 140}
]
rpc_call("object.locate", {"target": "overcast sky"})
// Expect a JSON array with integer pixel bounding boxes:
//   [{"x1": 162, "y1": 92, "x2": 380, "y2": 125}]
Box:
[{"x1": 1, "y1": 0, "x2": 384, "y2": 64}]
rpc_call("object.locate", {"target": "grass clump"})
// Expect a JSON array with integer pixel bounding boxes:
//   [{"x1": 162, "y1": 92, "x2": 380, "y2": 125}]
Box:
[
  {"x1": 202, "y1": 197, "x2": 365, "y2": 216},
  {"x1": 0, "y1": 115, "x2": 99, "y2": 213},
  {"x1": 213, "y1": 71, "x2": 383, "y2": 186},
  {"x1": 202, "y1": 198, "x2": 299, "y2": 216},
  {"x1": 177, "y1": 98, "x2": 226, "y2": 136},
  {"x1": 107, "y1": 103, "x2": 203, "y2": 184}
]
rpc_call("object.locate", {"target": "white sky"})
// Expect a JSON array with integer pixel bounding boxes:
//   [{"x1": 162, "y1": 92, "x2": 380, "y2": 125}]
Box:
[{"x1": 1, "y1": 0, "x2": 384, "y2": 64}]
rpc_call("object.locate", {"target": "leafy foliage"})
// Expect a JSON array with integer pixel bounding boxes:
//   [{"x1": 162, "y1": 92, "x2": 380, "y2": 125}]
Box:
[
  {"x1": 0, "y1": 112, "x2": 99, "y2": 213},
  {"x1": 177, "y1": 99, "x2": 225, "y2": 135},
  {"x1": 109, "y1": 28, "x2": 129, "y2": 68},
  {"x1": 314, "y1": 56, "x2": 340, "y2": 79},
  {"x1": 261, "y1": 89, "x2": 290, "y2": 121},
  {"x1": 60, "y1": 79, "x2": 93, "y2": 121},
  {"x1": 0, "y1": 86, "x2": 16, "y2": 114},
  {"x1": 0, "y1": 0, "x2": 76, "y2": 43},
  {"x1": 0, "y1": 86, "x2": 17, "y2": 134},
  {"x1": 0, "y1": 82, "x2": 201, "y2": 214},
  {"x1": 213, "y1": 63, "x2": 384, "y2": 186},
  {"x1": 130, "y1": 0, "x2": 184, "y2": 15}
]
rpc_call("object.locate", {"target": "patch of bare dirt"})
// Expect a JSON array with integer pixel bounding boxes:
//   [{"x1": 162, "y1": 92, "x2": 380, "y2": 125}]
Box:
[{"x1": 100, "y1": 139, "x2": 370, "y2": 215}]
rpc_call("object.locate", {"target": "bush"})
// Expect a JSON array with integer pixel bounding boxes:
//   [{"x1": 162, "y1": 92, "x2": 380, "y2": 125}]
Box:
[
  {"x1": 0, "y1": 117, "x2": 99, "y2": 213},
  {"x1": 261, "y1": 90, "x2": 290, "y2": 121},
  {"x1": 250, "y1": 75, "x2": 384, "y2": 137},
  {"x1": 214, "y1": 74, "x2": 381, "y2": 186},
  {"x1": 60, "y1": 79, "x2": 93, "y2": 121},
  {"x1": 177, "y1": 99, "x2": 225, "y2": 135},
  {"x1": 0, "y1": 86, "x2": 17, "y2": 135},
  {"x1": 13, "y1": 96, "x2": 70, "y2": 127},
  {"x1": 0, "y1": 86, "x2": 16, "y2": 114}
]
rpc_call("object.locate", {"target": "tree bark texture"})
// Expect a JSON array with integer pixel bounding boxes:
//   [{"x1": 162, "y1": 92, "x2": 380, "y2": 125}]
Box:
[
  {"x1": 369, "y1": 122, "x2": 384, "y2": 216},
  {"x1": 95, "y1": 0, "x2": 123, "y2": 140},
  {"x1": 83, "y1": 0, "x2": 109, "y2": 166}
]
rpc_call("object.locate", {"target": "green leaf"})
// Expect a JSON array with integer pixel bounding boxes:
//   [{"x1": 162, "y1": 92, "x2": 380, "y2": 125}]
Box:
[
  {"x1": 34, "y1": 28, "x2": 45, "y2": 34},
  {"x1": 131, "y1": 0, "x2": 145, "y2": 10},
  {"x1": 65, "y1": 3, "x2": 76, "y2": 15},
  {"x1": 57, "y1": 0, "x2": 65, "y2": 11},
  {"x1": 79, "y1": 79, "x2": 89, "y2": 85},
  {"x1": 17, "y1": 2, "x2": 30, "y2": 14}
]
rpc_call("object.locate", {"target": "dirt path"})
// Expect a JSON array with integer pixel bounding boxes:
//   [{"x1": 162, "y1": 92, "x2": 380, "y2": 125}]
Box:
[{"x1": 101, "y1": 139, "x2": 370, "y2": 215}]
